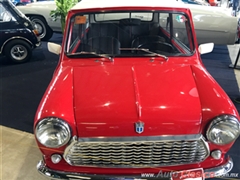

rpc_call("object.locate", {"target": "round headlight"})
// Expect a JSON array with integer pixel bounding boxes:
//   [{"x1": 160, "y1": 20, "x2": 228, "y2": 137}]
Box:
[
  {"x1": 35, "y1": 117, "x2": 71, "y2": 148},
  {"x1": 206, "y1": 115, "x2": 240, "y2": 145}
]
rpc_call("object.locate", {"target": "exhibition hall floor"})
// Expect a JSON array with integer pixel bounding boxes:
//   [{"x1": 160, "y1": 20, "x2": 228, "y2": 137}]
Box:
[{"x1": 1, "y1": 34, "x2": 240, "y2": 179}]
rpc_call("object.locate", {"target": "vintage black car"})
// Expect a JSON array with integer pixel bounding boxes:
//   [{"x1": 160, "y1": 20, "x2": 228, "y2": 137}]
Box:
[{"x1": 0, "y1": 0, "x2": 40, "y2": 63}]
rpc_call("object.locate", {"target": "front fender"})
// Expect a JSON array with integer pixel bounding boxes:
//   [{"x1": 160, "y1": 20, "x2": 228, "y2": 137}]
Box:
[
  {"x1": 35, "y1": 66, "x2": 76, "y2": 133},
  {"x1": 191, "y1": 65, "x2": 239, "y2": 121}
]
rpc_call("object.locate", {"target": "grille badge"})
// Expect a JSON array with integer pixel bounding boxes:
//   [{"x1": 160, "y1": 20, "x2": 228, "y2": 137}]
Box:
[{"x1": 135, "y1": 121, "x2": 144, "y2": 134}]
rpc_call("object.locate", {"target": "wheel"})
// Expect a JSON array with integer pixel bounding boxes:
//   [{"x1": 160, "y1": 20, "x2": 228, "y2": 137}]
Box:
[
  {"x1": 4, "y1": 40, "x2": 32, "y2": 64},
  {"x1": 30, "y1": 16, "x2": 53, "y2": 41}
]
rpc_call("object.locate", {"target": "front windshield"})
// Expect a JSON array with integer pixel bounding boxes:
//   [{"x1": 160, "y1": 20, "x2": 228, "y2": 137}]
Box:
[
  {"x1": 65, "y1": 11, "x2": 195, "y2": 58},
  {"x1": 0, "y1": 3, "x2": 16, "y2": 22}
]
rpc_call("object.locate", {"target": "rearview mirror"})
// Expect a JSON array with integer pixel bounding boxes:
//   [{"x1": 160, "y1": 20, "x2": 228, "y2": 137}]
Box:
[
  {"x1": 47, "y1": 42, "x2": 61, "y2": 55},
  {"x1": 198, "y1": 43, "x2": 214, "y2": 55}
]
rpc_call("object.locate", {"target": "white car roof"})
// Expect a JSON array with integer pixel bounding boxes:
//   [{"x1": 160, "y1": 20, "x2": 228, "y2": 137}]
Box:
[
  {"x1": 70, "y1": 0, "x2": 233, "y2": 18},
  {"x1": 71, "y1": 0, "x2": 187, "y2": 10}
]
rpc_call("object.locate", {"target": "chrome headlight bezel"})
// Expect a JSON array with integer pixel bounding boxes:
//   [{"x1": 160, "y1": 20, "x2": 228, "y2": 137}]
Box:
[
  {"x1": 35, "y1": 117, "x2": 71, "y2": 148},
  {"x1": 206, "y1": 115, "x2": 240, "y2": 145}
]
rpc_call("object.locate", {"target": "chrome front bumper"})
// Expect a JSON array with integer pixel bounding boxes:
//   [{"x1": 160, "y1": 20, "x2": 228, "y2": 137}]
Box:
[
  {"x1": 37, "y1": 157, "x2": 233, "y2": 180},
  {"x1": 36, "y1": 42, "x2": 41, "y2": 47}
]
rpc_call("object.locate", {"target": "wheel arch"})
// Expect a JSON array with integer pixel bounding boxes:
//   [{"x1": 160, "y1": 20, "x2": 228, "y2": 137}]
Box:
[
  {"x1": 27, "y1": 15, "x2": 54, "y2": 41},
  {"x1": 26, "y1": 14, "x2": 50, "y2": 26},
  {"x1": 0, "y1": 37, "x2": 33, "y2": 55}
]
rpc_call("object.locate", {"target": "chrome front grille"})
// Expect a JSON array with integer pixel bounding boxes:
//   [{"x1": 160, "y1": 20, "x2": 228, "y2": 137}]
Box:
[{"x1": 63, "y1": 134, "x2": 209, "y2": 167}]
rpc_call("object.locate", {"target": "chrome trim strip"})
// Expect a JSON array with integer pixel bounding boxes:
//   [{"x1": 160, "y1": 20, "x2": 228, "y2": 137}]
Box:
[
  {"x1": 63, "y1": 134, "x2": 210, "y2": 168},
  {"x1": 200, "y1": 135, "x2": 210, "y2": 160},
  {"x1": 37, "y1": 158, "x2": 233, "y2": 180},
  {"x1": 0, "y1": 36, "x2": 34, "y2": 54},
  {"x1": 77, "y1": 134, "x2": 202, "y2": 142}
]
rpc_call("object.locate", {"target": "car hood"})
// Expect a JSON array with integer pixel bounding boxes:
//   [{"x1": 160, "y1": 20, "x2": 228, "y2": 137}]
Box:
[
  {"x1": 17, "y1": 1, "x2": 55, "y2": 10},
  {"x1": 73, "y1": 64, "x2": 202, "y2": 137},
  {"x1": 24, "y1": 1, "x2": 55, "y2": 6}
]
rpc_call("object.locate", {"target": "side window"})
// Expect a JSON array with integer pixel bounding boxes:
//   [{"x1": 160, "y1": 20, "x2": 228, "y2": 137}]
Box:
[
  {"x1": 159, "y1": 13, "x2": 169, "y2": 32},
  {"x1": 0, "y1": 4, "x2": 4, "y2": 21},
  {"x1": 172, "y1": 14, "x2": 190, "y2": 48},
  {"x1": 159, "y1": 12, "x2": 192, "y2": 51},
  {"x1": 0, "y1": 4, "x2": 16, "y2": 22}
]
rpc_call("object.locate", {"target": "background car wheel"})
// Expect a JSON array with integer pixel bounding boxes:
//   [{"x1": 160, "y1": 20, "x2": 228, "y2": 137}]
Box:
[
  {"x1": 4, "y1": 40, "x2": 32, "y2": 64},
  {"x1": 30, "y1": 16, "x2": 53, "y2": 41}
]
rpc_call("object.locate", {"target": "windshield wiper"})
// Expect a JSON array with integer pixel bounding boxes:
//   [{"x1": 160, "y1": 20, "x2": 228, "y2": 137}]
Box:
[
  {"x1": 66, "y1": 51, "x2": 113, "y2": 61},
  {"x1": 120, "y1": 48, "x2": 168, "y2": 60}
]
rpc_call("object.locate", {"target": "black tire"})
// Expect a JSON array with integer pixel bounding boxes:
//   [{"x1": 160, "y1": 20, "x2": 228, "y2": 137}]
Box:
[
  {"x1": 30, "y1": 16, "x2": 53, "y2": 41},
  {"x1": 4, "y1": 40, "x2": 32, "y2": 64}
]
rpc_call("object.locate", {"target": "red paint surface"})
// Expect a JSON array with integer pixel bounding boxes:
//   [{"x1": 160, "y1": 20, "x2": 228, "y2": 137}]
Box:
[{"x1": 34, "y1": 5, "x2": 239, "y2": 176}]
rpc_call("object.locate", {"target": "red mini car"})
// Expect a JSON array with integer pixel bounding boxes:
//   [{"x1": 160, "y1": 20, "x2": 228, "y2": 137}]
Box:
[{"x1": 35, "y1": 0, "x2": 240, "y2": 179}]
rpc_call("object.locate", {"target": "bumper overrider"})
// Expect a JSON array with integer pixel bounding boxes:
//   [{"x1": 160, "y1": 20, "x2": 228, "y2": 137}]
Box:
[
  {"x1": 37, "y1": 157, "x2": 233, "y2": 180},
  {"x1": 35, "y1": 41, "x2": 41, "y2": 47}
]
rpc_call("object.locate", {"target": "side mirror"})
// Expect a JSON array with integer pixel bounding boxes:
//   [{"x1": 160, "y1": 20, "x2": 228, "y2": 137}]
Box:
[
  {"x1": 47, "y1": 42, "x2": 61, "y2": 55},
  {"x1": 198, "y1": 43, "x2": 214, "y2": 55}
]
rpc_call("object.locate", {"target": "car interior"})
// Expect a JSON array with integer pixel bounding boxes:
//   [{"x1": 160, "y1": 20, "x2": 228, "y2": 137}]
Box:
[{"x1": 66, "y1": 11, "x2": 195, "y2": 57}]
